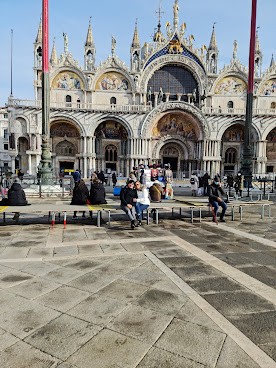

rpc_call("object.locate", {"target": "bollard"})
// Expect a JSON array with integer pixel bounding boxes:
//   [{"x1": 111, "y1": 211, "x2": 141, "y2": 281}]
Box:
[
  {"x1": 268, "y1": 194, "x2": 270, "y2": 201},
  {"x1": 97, "y1": 210, "x2": 101, "y2": 227},
  {"x1": 190, "y1": 207, "x2": 194, "y2": 223},
  {"x1": 199, "y1": 207, "x2": 202, "y2": 223},
  {"x1": 107, "y1": 210, "x2": 111, "y2": 228},
  {"x1": 260, "y1": 194, "x2": 263, "y2": 201},
  {"x1": 147, "y1": 209, "x2": 150, "y2": 225},
  {"x1": 231, "y1": 206, "x2": 235, "y2": 221},
  {"x1": 268, "y1": 205, "x2": 271, "y2": 218},
  {"x1": 51, "y1": 212, "x2": 56, "y2": 228},
  {"x1": 179, "y1": 208, "x2": 182, "y2": 218},
  {"x1": 239, "y1": 206, "x2": 243, "y2": 221},
  {"x1": 155, "y1": 209, "x2": 159, "y2": 225},
  {"x1": 63, "y1": 212, "x2": 67, "y2": 229},
  {"x1": 172, "y1": 208, "x2": 174, "y2": 218},
  {"x1": 261, "y1": 205, "x2": 264, "y2": 219}
]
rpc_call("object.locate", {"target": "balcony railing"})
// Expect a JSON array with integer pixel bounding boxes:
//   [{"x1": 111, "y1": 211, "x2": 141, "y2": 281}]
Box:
[
  {"x1": 7, "y1": 99, "x2": 276, "y2": 116},
  {"x1": 7, "y1": 99, "x2": 152, "y2": 113}
]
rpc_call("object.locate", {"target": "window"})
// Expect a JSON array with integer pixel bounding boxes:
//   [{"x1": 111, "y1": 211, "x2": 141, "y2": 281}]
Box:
[
  {"x1": 147, "y1": 65, "x2": 198, "y2": 102},
  {"x1": 4, "y1": 144, "x2": 8, "y2": 150},
  {"x1": 110, "y1": 97, "x2": 117, "y2": 105},
  {"x1": 105, "y1": 145, "x2": 117, "y2": 162},
  {"x1": 3, "y1": 129, "x2": 8, "y2": 139},
  {"x1": 225, "y1": 148, "x2": 237, "y2": 164},
  {"x1": 227, "y1": 101, "x2": 234, "y2": 109},
  {"x1": 4, "y1": 114, "x2": 8, "y2": 119},
  {"x1": 271, "y1": 102, "x2": 276, "y2": 109},
  {"x1": 55, "y1": 141, "x2": 76, "y2": 156},
  {"x1": 65, "y1": 95, "x2": 72, "y2": 107}
]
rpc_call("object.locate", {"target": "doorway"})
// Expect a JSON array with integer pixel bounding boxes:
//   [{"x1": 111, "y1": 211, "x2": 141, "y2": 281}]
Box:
[
  {"x1": 163, "y1": 157, "x2": 178, "y2": 171},
  {"x1": 60, "y1": 161, "x2": 74, "y2": 171}
]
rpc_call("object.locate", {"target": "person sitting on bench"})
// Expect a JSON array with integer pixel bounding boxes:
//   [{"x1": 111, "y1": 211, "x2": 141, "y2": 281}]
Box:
[
  {"x1": 133, "y1": 181, "x2": 150, "y2": 226},
  {"x1": 120, "y1": 180, "x2": 138, "y2": 230},
  {"x1": 208, "y1": 176, "x2": 227, "y2": 222},
  {"x1": 71, "y1": 179, "x2": 89, "y2": 219},
  {"x1": 90, "y1": 178, "x2": 107, "y2": 205}
]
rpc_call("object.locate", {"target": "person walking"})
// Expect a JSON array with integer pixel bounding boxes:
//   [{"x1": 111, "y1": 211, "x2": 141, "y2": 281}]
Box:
[
  {"x1": 202, "y1": 172, "x2": 210, "y2": 196},
  {"x1": 133, "y1": 181, "x2": 150, "y2": 226},
  {"x1": 120, "y1": 180, "x2": 138, "y2": 230},
  {"x1": 112, "y1": 173, "x2": 117, "y2": 188},
  {"x1": 190, "y1": 173, "x2": 199, "y2": 196},
  {"x1": 98, "y1": 171, "x2": 106, "y2": 185},
  {"x1": 139, "y1": 170, "x2": 147, "y2": 185},
  {"x1": 208, "y1": 176, "x2": 228, "y2": 222},
  {"x1": 235, "y1": 172, "x2": 244, "y2": 197}
]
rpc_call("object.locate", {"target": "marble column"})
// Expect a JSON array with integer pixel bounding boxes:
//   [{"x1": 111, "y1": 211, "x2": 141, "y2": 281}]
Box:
[{"x1": 28, "y1": 154, "x2": 32, "y2": 175}]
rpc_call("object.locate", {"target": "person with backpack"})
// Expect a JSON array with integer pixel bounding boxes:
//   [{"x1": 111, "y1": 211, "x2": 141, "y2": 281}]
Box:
[{"x1": 190, "y1": 173, "x2": 199, "y2": 196}]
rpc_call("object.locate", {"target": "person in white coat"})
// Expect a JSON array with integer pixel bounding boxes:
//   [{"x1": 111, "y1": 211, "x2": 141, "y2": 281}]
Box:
[
  {"x1": 133, "y1": 181, "x2": 150, "y2": 226},
  {"x1": 190, "y1": 173, "x2": 199, "y2": 196}
]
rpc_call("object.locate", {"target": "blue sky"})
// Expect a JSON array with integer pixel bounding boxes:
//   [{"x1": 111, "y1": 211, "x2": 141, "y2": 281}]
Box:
[{"x1": 0, "y1": 0, "x2": 275, "y2": 106}]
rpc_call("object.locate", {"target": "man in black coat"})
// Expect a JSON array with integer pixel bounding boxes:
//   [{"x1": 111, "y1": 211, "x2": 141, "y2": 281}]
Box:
[
  {"x1": 202, "y1": 172, "x2": 210, "y2": 196},
  {"x1": 208, "y1": 176, "x2": 227, "y2": 222},
  {"x1": 7, "y1": 179, "x2": 28, "y2": 206},
  {"x1": 71, "y1": 179, "x2": 89, "y2": 219},
  {"x1": 90, "y1": 178, "x2": 107, "y2": 205},
  {"x1": 120, "y1": 180, "x2": 138, "y2": 229}
]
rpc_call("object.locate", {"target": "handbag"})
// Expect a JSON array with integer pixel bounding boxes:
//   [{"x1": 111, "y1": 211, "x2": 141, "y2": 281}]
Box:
[{"x1": 113, "y1": 186, "x2": 122, "y2": 196}]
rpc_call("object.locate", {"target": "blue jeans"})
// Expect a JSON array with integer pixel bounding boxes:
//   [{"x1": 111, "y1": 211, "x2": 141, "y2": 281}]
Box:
[
  {"x1": 211, "y1": 201, "x2": 227, "y2": 220},
  {"x1": 135, "y1": 203, "x2": 149, "y2": 219}
]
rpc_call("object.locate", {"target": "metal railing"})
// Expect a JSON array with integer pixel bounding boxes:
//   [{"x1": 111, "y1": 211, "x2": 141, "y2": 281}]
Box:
[{"x1": 202, "y1": 107, "x2": 276, "y2": 116}]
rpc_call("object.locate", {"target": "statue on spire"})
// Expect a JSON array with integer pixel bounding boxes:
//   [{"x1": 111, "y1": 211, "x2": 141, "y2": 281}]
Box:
[
  {"x1": 233, "y1": 40, "x2": 238, "y2": 61},
  {"x1": 63, "y1": 33, "x2": 69, "y2": 55},
  {"x1": 173, "y1": 0, "x2": 180, "y2": 31},
  {"x1": 111, "y1": 35, "x2": 116, "y2": 58}
]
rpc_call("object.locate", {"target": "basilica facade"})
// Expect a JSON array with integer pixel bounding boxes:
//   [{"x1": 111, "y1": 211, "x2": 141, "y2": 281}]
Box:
[{"x1": 6, "y1": 1, "x2": 276, "y2": 178}]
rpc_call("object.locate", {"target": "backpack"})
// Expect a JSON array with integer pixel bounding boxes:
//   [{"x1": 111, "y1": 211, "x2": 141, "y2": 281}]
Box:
[{"x1": 190, "y1": 177, "x2": 195, "y2": 185}]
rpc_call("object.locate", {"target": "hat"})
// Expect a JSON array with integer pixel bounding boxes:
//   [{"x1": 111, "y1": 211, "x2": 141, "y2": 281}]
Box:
[
  {"x1": 128, "y1": 180, "x2": 135, "y2": 184},
  {"x1": 214, "y1": 176, "x2": 219, "y2": 182}
]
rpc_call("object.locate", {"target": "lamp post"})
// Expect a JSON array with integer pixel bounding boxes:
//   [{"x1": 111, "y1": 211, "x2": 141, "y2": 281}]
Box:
[
  {"x1": 38, "y1": 0, "x2": 53, "y2": 184},
  {"x1": 242, "y1": 0, "x2": 257, "y2": 193}
]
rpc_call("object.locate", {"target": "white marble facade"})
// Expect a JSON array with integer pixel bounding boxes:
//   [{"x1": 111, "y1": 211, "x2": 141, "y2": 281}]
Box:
[{"x1": 5, "y1": 2, "x2": 276, "y2": 178}]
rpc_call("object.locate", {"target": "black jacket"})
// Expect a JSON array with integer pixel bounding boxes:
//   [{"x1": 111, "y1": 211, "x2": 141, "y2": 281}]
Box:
[
  {"x1": 71, "y1": 180, "x2": 89, "y2": 205},
  {"x1": 90, "y1": 182, "x2": 107, "y2": 205},
  {"x1": 208, "y1": 183, "x2": 225, "y2": 203},
  {"x1": 8, "y1": 183, "x2": 28, "y2": 206},
  {"x1": 120, "y1": 186, "x2": 137, "y2": 206}
]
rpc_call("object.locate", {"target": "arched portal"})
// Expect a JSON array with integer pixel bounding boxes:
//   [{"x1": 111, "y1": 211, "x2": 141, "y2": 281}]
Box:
[
  {"x1": 221, "y1": 123, "x2": 257, "y2": 175},
  {"x1": 50, "y1": 121, "x2": 80, "y2": 174},
  {"x1": 266, "y1": 127, "x2": 276, "y2": 173},
  {"x1": 95, "y1": 120, "x2": 128, "y2": 175}
]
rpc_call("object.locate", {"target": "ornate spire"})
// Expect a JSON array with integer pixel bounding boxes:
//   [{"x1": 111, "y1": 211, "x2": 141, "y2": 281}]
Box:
[
  {"x1": 50, "y1": 38, "x2": 58, "y2": 65},
  {"x1": 173, "y1": 0, "x2": 180, "y2": 31},
  {"x1": 85, "y1": 17, "x2": 94, "y2": 47},
  {"x1": 132, "y1": 19, "x2": 140, "y2": 48},
  {"x1": 208, "y1": 24, "x2": 217, "y2": 51},
  {"x1": 35, "y1": 17, "x2": 42, "y2": 43},
  {"x1": 270, "y1": 54, "x2": 275, "y2": 68}
]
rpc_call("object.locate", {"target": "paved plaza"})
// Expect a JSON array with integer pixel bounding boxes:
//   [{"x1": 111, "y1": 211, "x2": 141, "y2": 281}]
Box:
[{"x1": 0, "y1": 199, "x2": 275, "y2": 368}]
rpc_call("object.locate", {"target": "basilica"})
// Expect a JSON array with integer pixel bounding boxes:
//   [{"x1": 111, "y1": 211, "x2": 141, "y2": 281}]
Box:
[{"x1": 6, "y1": 0, "x2": 276, "y2": 178}]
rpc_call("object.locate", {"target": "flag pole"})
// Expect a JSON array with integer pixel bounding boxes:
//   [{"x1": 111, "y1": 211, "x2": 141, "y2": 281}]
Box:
[
  {"x1": 242, "y1": 0, "x2": 257, "y2": 194},
  {"x1": 38, "y1": 0, "x2": 53, "y2": 184}
]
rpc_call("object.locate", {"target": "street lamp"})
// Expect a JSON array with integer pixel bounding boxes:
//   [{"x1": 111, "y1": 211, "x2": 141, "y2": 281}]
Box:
[
  {"x1": 38, "y1": 0, "x2": 53, "y2": 184},
  {"x1": 241, "y1": 0, "x2": 257, "y2": 194}
]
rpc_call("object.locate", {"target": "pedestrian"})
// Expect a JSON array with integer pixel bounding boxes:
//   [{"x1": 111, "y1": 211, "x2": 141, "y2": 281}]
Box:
[
  {"x1": 208, "y1": 176, "x2": 227, "y2": 222},
  {"x1": 71, "y1": 179, "x2": 89, "y2": 219},
  {"x1": 202, "y1": 172, "x2": 210, "y2": 196},
  {"x1": 133, "y1": 181, "x2": 150, "y2": 226},
  {"x1": 227, "y1": 174, "x2": 234, "y2": 189},
  {"x1": 139, "y1": 170, "x2": 147, "y2": 185},
  {"x1": 190, "y1": 172, "x2": 199, "y2": 196},
  {"x1": 120, "y1": 180, "x2": 138, "y2": 230},
  {"x1": 234, "y1": 172, "x2": 244, "y2": 197},
  {"x1": 149, "y1": 180, "x2": 163, "y2": 202},
  {"x1": 112, "y1": 172, "x2": 117, "y2": 188},
  {"x1": 198, "y1": 175, "x2": 203, "y2": 196},
  {"x1": 72, "y1": 169, "x2": 81, "y2": 183},
  {"x1": 90, "y1": 177, "x2": 107, "y2": 205},
  {"x1": 127, "y1": 172, "x2": 137, "y2": 184},
  {"x1": 17, "y1": 169, "x2": 24, "y2": 182},
  {"x1": 5, "y1": 168, "x2": 13, "y2": 189}
]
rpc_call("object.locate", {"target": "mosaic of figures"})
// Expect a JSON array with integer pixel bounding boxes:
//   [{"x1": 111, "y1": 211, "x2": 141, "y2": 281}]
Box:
[
  {"x1": 261, "y1": 79, "x2": 276, "y2": 96},
  {"x1": 215, "y1": 77, "x2": 247, "y2": 95},
  {"x1": 222, "y1": 125, "x2": 244, "y2": 142},
  {"x1": 152, "y1": 113, "x2": 196, "y2": 139},
  {"x1": 267, "y1": 128, "x2": 276, "y2": 142},
  {"x1": 267, "y1": 129, "x2": 276, "y2": 160},
  {"x1": 96, "y1": 72, "x2": 130, "y2": 91},
  {"x1": 95, "y1": 121, "x2": 128, "y2": 140},
  {"x1": 50, "y1": 122, "x2": 80, "y2": 138},
  {"x1": 52, "y1": 72, "x2": 83, "y2": 90}
]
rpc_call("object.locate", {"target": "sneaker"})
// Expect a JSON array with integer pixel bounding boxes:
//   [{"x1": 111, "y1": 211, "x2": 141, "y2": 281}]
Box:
[
  {"x1": 136, "y1": 220, "x2": 142, "y2": 227},
  {"x1": 131, "y1": 221, "x2": 135, "y2": 230},
  {"x1": 220, "y1": 219, "x2": 226, "y2": 223}
]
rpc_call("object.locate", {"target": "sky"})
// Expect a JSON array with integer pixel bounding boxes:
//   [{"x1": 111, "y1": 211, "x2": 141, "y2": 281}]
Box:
[{"x1": 0, "y1": 0, "x2": 275, "y2": 106}]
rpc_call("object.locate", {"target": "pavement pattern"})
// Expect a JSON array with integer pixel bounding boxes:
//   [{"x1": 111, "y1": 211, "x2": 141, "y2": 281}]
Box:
[{"x1": 0, "y1": 201, "x2": 275, "y2": 368}]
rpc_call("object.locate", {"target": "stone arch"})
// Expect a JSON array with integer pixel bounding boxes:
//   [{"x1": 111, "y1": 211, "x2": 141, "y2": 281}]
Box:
[
  {"x1": 90, "y1": 115, "x2": 134, "y2": 138},
  {"x1": 140, "y1": 55, "x2": 207, "y2": 96},
  {"x1": 263, "y1": 124, "x2": 276, "y2": 141},
  {"x1": 140, "y1": 101, "x2": 210, "y2": 140},
  {"x1": 152, "y1": 137, "x2": 192, "y2": 160},
  {"x1": 50, "y1": 115, "x2": 85, "y2": 136},
  {"x1": 13, "y1": 116, "x2": 29, "y2": 136},
  {"x1": 211, "y1": 73, "x2": 248, "y2": 96},
  {"x1": 257, "y1": 73, "x2": 276, "y2": 96},
  {"x1": 217, "y1": 119, "x2": 261, "y2": 142}
]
